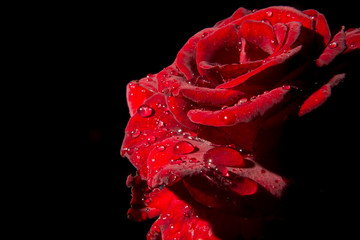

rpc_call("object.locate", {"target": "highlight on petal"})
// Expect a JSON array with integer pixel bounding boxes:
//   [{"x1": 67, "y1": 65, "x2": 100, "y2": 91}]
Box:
[
  {"x1": 316, "y1": 27, "x2": 346, "y2": 67},
  {"x1": 298, "y1": 73, "x2": 345, "y2": 116},
  {"x1": 188, "y1": 86, "x2": 290, "y2": 127}
]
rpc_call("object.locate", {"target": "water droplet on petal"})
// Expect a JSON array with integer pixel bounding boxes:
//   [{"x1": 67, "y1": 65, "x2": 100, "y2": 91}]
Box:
[
  {"x1": 131, "y1": 129, "x2": 141, "y2": 138},
  {"x1": 171, "y1": 159, "x2": 183, "y2": 164},
  {"x1": 204, "y1": 147, "x2": 245, "y2": 167},
  {"x1": 156, "y1": 145, "x2": 166, "y2": 152},
  {"x1": 147, "y1": 135, "x2": 156, "y2": 143},
  {"x1": 282, "y1": 84, "x2": 291, "y2": 90},
  {"x1": 201, "y1": 32, "x2": 208, "y2": 38},
  {"x1": 265, "y1": 10, "x2": 273, "y2": 17},
  {"x1": 137, "y1": 105, "x2": 154, "y2": 117},
  {"x1": 173, "y1": 141, "x2": 195, "y2": 155},
  {"x1": 219, "y1": 109, "x2": 236, "y2": 125},
  {"x1": 329, "y1": 41, "x2": 338, "y2": 48}
]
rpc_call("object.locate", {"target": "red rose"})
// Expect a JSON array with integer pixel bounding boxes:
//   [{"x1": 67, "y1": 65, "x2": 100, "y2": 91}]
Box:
[{"x1": 121, "y1": 6, "x2": 359, "y2": 240}]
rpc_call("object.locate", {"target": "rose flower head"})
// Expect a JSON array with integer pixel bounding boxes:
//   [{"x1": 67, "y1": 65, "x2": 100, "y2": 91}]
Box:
[{"x1": 121, "y1": 6, "x2": 359, "y2": 240}]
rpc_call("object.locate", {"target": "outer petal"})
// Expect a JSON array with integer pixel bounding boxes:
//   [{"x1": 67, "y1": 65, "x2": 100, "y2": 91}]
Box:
[
  {"x1": 121, "y1": 93, "x2": 193, "y2": 178},
  {"x1": 344, "y1": 28, "x2": 360, "y2": 53},
  {"x1": 126, "y1": 80, "x2": 156, "y2": 116},
  {"x1": 316, "y1": 27, "x2": 347, "y2": 67},
  {"x1": 146, "y1": 135, "x2": 288, "y2": 199},
  {"x1": 298, "y1": 73, "x2": 345, "y2": 116},
  {"x1": 188, "y1": 86, "x2": 290, "y2": 126},
  {"x1": 173, "y1": 84, "x2": 245, "y2": 107}
]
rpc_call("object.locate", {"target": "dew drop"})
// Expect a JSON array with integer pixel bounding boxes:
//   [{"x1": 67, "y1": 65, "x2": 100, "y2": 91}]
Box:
[
  {"x1": 156, "y1": 145, "x2": 166, "y2": 152},
  {"x1": 204, "y1": 147, "x2": 245, "y2": 167},
  {"x1": 156, "y1": 120, "x2": 165, "y2": 128},
  {"x1": 238, "y1": 98, "x2": 248, "y2": 105},
  {"x1": 131, "y1": 129, "x2": 141, "y2": 138},
  {"x1": 173, "y1": 141, "x2": 195, "y2": 155},
  {"x1": 329, "y1": 41, "x2": 338, "y2": 49},
  {"x1": 201, "y1": 33, "x2": 208, "y2": 38},
  {"x1": 265, "y1": 10, "x2": 273, "y2": 17},
  {"x1": 219, "y1": 109, "x2": 236, "y2": 125},
  {"x1": 124, "y1": 147, "x2": 134, "y2": 155},
  {"x1": 171, "y1": 159, "x2": 183, "y2": 164},
  {"x1": 147, "y1": 135, "x2": 156, "y2": 143},
  {"x1": 282, "y1": 84, "x2": 291, "y2": 90},
  {"x1": 137, "y1": 105, "x2": 154, "y2": 117}
]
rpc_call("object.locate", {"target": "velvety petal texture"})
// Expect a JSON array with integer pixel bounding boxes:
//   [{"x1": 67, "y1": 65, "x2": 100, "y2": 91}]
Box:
[{"x1": 121, "y1": 5, "x2": 359, "y2": 240}]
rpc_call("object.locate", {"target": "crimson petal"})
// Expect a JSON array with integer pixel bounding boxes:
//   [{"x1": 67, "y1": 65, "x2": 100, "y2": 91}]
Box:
[
  {"x1": 316, "y1": 27, "x2": 346, "y2": 67},
  {"x1": 173, "y1": 85, "x2": 245, "y2": 107},
  {"x1": 232, "y1": 6, "x2": 313, "y2": 31},
  {"x1": 239, "y1": 20, "x2": 278, "y2": 55},
  {"x1": 298, "y1": 73, "x2": 345, "y2": 116},
  {"x1": 196, "y1": 24, "x2": 240, "y2": 81},
  {"x1": 216, "y1": 46, "x2": 302, "y2": 89},
  {"x1": 188, "y1": 86, "x2": 290, "y2": 127},
  {"x1": 303, "y1": 9, "x2": 331, "y2": 47},
  {"x1": 175, "y1": 28, "x2": 215, "y2": 80},
  {"x1": 121, "y1": 93, "x2": 192, "y2": 178},
  {"x1": 344, "y1": 28, "x2": 360, "y2": 53},
  {"x1": 126, "y1": 80, "x2": 156, "y2": 116}
]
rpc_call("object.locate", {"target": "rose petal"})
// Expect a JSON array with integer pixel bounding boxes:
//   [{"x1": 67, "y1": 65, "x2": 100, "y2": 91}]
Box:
[
  {"x1": 316, "y1": 27, "x2": 346, "y2": 67},
  {"x1": 175, "y1": 28, "x2": 215, "y2": 80},
  {"x1": 279, "y1": 21, "x2": 303, "y2": 51},
  {"x1": 303, "y1": 9, "x2": 331, "y2": 47},
  {"x1": 121, "y1": 93, "x2": 191, "y2": 178},
  {"x1": 217, "y1": 45, "x2": 302, "y2": 89},
  {"x1": 166, "y1": 96, "x2": 199, "y2": 130},
  {"x1": 196, "y1": 24, "x2": 240, "y2": 81},
  {"x1": 239, "y1": 20, "x2": 277, "y2": 55},
  {"x1": 126, "y1": 80, "x2": 156, "y2": 116},
  {"x1": 344, "y1": 28, "x2": 360, "y2": 53},
  {"x1": 173, "y1": 85, "x2": 245, "y2": 107},
  {"x1": 188, "y1": 86, "x2": 290, "y2": 126},
  {"x1": 146, "y1": 136, "x2": 288, "y2": 199},
  {"x1": 232, "y1": 6, "x2": 313, "y2": 31},
  {"x1": 273, "y1": 23, "x2": 288, "y2": 50},
  {"x1": 298, "y1": 73, "x2": 345, "y2": 116}
]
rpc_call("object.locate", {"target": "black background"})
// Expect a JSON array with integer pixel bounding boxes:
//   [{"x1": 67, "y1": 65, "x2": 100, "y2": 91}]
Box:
[{"x1": 38, "y1": 1, "x2": 360, "y2": 239}]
